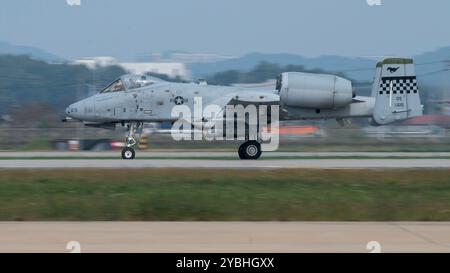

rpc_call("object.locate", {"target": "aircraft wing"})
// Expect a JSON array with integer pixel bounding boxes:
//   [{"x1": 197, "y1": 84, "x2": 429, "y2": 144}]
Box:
[
  {"x1": 228, "y1": 90, "x2": 280, "y2": 105},
  {"x1": 203, "y1": 90, "x2": 279, "y2": 120}
]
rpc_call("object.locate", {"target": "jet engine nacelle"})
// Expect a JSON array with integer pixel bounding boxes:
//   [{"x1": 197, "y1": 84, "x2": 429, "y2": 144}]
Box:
[{"x1": 277, "y1": 72, "x2": 354, "y2": 109}]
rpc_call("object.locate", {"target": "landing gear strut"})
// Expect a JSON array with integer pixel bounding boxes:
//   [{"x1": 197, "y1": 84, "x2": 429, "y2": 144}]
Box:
[
  {"x1": 121, "y1": 122, "x2": 143, "y2": 160},
  {"x1": 238, "y1": 140, "x2": 262, "y2": 160}
]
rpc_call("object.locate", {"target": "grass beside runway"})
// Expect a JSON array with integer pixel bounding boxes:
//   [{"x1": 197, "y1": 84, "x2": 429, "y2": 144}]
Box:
[{"x1": 1, "y1": 168, "x2": 450, "y2": 221}]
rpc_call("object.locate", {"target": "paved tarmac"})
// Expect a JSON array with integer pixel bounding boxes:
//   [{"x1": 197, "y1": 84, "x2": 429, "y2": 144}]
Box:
[
  {"x1": 0, "y1": 158, "x2": 449, "y2": 169},
  {"x1": 1, "y1": 151, "x2": 450, "y2": 158},
  {"x1": 0, "y1": 222, "x2": 449, "y2": 253}
]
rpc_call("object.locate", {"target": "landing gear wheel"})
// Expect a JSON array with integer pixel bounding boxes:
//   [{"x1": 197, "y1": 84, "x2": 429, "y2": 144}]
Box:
[
  {"x1": 238, "y1": 141, "x2": 262, "y2": 160},
  {"x1": 121, "y1": 147, "x2": 135, "y2": 160},
  {"x1": 238, "y1": 144, "x2": 245, "y2": 159}
]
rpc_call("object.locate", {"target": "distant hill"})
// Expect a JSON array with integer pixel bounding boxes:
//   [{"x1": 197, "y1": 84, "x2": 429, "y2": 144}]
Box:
[
  {"x1": 0, "y1": 41, "x2": 64, "y2": 62},
  {"x1": 415, "y1": 46, "x2": 450, "y2": 88},
  {"x1": 189, "y1": 48, "x2": 450, "y2": 87},
  {"x1": 189, "y1": 47, "x2": 450, "y2": 113},
  {"x1": 189, "y1": 53, "x2": 377, "y2": 82}
]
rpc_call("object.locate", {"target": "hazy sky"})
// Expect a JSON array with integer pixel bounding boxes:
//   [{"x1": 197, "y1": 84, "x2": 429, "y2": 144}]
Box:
[{"x1": 1, "y1": 0, "x2": 449, "y2": 60}]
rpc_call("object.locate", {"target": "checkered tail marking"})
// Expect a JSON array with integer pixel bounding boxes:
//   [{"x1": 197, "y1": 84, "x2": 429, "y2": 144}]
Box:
[{"x1": 379, "y1": 76, "x2": 418, "y2": 95}]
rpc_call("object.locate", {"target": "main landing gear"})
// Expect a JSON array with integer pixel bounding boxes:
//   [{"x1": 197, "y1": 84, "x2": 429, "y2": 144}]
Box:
[
  {"x1": 238, "y1": 140, "x2": 262, "y2": 160},
  {"x1": 121, "y1": 122, "x2": 143, "y2": 160}
]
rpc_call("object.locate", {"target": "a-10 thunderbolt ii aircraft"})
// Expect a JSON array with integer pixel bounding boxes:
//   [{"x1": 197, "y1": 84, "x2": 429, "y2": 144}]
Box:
[{"x1": 64, "y1": 58, "x2": 423, "y2": 159}]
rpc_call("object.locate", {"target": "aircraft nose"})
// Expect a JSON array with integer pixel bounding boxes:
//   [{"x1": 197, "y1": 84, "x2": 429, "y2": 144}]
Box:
[
  {"x1": 65, "y1": 102, "x2": 82, "y2": 119},
  {"x1": 65, "y1": 97, "x2": 96, "y2": 121},
  {"x1": 65, "y1": 103, "x2": 77, "y2": 118}
]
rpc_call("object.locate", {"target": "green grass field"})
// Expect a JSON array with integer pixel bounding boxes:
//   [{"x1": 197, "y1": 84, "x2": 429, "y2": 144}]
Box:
[{"x1": 1, "y1": 168, "x2": 450, "y2": 221}]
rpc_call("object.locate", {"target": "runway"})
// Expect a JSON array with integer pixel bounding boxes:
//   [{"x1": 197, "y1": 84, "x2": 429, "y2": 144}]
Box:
[
  {"x1": 2, "y1": 151, "x2": 450, "y2": 158},
  {"x1": 1, "y1": 158, "x2": 450, "y2": 169},
  {"x1": 0, "y1": 222, "x2": 449, "y2": 253}
]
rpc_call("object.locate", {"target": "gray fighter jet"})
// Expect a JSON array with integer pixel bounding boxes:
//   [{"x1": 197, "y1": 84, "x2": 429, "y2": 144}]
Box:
[{"x1": 64, "y1": 58, "x2": 423, "y2": 159}]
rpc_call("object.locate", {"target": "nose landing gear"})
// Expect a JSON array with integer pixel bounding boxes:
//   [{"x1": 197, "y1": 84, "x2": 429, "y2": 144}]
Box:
[
  {"x1": 121, "y1": 122, "x2": 143, "y2": 160},
  {"x1": 121, "y1": 147, "x2": 135, "y2": 159}
]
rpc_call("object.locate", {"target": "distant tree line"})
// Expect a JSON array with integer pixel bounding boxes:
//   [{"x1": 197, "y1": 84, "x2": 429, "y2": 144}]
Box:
[
  {"x1": 0, "y1": 55, "x2": 125, "y2": 114},
  {"x1": 206, "y1": 61, "x2": 349, "y2": 86}
]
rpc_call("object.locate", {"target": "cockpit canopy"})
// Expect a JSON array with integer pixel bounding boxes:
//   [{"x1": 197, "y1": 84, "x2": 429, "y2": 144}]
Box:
[{"x1": 100, "y1": 74, "x2": 164, "y2": 93}]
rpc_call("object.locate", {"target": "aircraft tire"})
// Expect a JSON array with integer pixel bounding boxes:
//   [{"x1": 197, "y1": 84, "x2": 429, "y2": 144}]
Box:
[
  {"x1": 238, "y1": 144, "x2": 245, "y2": 159},
  {"x1": 121, "y1": 147, "x2": 135, "y2": 160},
  {"x1": 239, "y1": 141, "x2": 262, "y2": 160}
]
